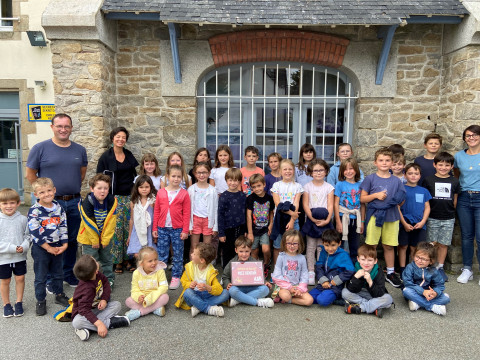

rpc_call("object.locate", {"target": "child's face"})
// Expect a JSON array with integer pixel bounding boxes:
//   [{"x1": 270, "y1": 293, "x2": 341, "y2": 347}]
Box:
[
  {"x1": 268, "y1": 157, "x2": 280, "y2": 171},
  {"x1": 217, "y1": 150, "x2": 230, "y2": 166},
  {"x1": 337, "y1": 145, "x2": 352, "y2": 161},
  {"x1": 91, "y1": 180, "x2": 110, "y2": 202},
  {"x1": 425, "y1": 139, "x2": 441, "y2": 154},
  {"x1": 433, "y1": 161, "x2": 453, "y2": 177},
  {"x1": 374, "y1": 155, "x2": 393, "y2": 172},
  {"x1": 405, "y1": 167, "x2": 421, "y2": 185},
  {"x1": 391, "y1": 161, "x2": 405, "y2": 176},
  {"x1": 343, "y1": 163, "x2": 356, "y2": 181},
  {"x1": 414, "y1": 250, "x2": 432, "y2": 269},
  {"x1": 284, "y1": 236, "x2": 300, "y2": 255},
  {"x1": 311, "y1": 164, "x2": 327, "y2": 181},
  {"x1": 323, "y1": 241, "x2": 341, "y2": 255},
  {"x1": 244, "y1": 151, "x2": 259, "y2": 166},
  {"x1": 34, "y1": 185, "x2": 56, "y2": 206},
  {"x1": 191, "y1": 248, "x2": 205, "y2": 265},
  {"x1": 235, "y1": 245, "x2": 251, "y2": 261},
  {"x1": 196, "y1": 150, "x2": 209, "y2": 163},
  {"x1": 303, "y1": 150, "x2": 314, "y2": 162},
  {"x1": 141, "y1": 252, "x2": 158, "y2": 274},
  {"x1": 250, "y1": 181, "x2": 265, "y2": 196},
  {"x1": 138, "y1": 182, "x2": 152, "y2": 197},
  {"x1": 0, "y1": 200, "x2": 20, "y2": 217},
  {"x1": 194, "y1": 166, "x2": 210, "y2": 183},
  {"x1": 143, "y1": 161, "x2": 156, "y2": 175},
  {"x1": 169, "y1": 155, "x2": 182, "y2": 166},
  {"x1": 168, "y1": 170, "x2": 183, "y2": 187},
  {"x1": 357, "y1": 255, "x2": 377, "y2": 272},
  {"x1": 281, "y1": 163, "x2": 294, "y2": 181},
  {"x1": 226, "y1": 178, "x2": 240, "y2": 191}
]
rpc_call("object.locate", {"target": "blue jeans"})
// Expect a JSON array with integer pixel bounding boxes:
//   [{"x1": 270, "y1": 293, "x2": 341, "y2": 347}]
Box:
[
  {"x1": 229, "y1": 285, "x2": 269, "y2": 306},
  {"x1": 457, "y1": 191, "x2": 480, "y2": 269},
  {"x1": 157, "y1": 227, "x2": 184, "y2": 278},
  {"x1": 57, "y1": 198, "x2": 81, "y2": 282},
  {"x1": 402, "y1": 287, "x2": 450, "y2": 311},
  {"x1": 183, "y1": 288, "x2": 229, "y2": 313},
  {"x1": 32, "y1": 245, "x2": 64, "y2": 301}
]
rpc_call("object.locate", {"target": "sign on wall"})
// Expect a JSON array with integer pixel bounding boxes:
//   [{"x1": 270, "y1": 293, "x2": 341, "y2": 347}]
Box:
[{"x1": 28, "y1": 104, "x2": 55, "y2": 122}]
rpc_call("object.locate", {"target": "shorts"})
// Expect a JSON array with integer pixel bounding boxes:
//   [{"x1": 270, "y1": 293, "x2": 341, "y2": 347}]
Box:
[
  {"x1": 365, "y1": 216, "x2": 399, "y2": 247},
  {"x1": 0, "y1": 261, "x2": 27, "y2": 279},
  {"x1": 426, "y1": 218, "x2": 454, "y2": 246},
  {"x1": 252, "y1": 233, "x2": 270, "y2": 250},
  {"x1": 273, "y1": 219, "x2": 300, "y2": 249},
  {"x1": 192, "y1": 215, "x2": 213, "y2": 236},
  {"x1": 398, "y1": 221, "x2": 426, "y2": 247}
]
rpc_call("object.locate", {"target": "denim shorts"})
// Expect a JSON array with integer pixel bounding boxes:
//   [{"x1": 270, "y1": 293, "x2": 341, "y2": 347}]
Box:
[
  {"x1": 0, "y1": 261, "x2": 27, "y2": 279},
  {"x1": 252, "y1": 233, "x2": 270, "y2": 250},
  {"x1": 427, "y1": 218, "x2": 455, "y2": 246}
]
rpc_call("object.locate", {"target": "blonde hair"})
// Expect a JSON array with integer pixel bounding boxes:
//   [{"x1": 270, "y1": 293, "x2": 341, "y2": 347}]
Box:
[
  {"x1": 280, "y1": 159, "x2": 295, "y2": 170},
  {"x1": 0, "y1": 188, "x2": 20, "y2": 203},
  {"x1": 137, "y1": 246, "x2": 158, "y2": 266},
  {"x1": 166, "y1": 152, "x2": 189, "y2": 188},
  {"x1": 32, "y1": 177, "x2": 54, "y2": 192},
  {"x1": 225, "y1": 167, "x2": 242, "y2": 181}
]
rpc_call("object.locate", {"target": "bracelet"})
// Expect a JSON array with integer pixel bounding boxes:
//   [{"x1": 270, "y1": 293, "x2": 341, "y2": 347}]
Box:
[{"x1": 361, "y1": 220, "x2": 365, "y2": 223}]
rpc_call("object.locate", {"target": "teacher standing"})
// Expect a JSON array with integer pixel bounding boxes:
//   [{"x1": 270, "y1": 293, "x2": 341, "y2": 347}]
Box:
[
  {"x1": 454, "y1": 125, "x2": 480, "y2": 284},
  {"x1": 97, "y1": 127, "x2": 139, "y2": 276}
]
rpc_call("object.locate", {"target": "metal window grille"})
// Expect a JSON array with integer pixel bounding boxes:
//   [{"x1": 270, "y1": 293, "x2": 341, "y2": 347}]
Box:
[{"x1": 197, "y1": 62, "x2": 357, "y2": 170}]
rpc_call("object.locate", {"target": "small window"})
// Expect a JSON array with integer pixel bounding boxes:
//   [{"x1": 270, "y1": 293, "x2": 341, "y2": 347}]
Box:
[{"x1": 1, "y1": 0, "x2": 13, "y2": 30}]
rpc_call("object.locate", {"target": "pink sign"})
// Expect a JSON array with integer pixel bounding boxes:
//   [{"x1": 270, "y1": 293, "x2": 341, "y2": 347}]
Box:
[{"x1": 231, "y1": 261, "x2": 264, "y2": 286}]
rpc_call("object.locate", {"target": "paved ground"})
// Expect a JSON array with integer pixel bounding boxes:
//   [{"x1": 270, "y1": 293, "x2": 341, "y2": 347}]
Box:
[{"x1": 2, "y1": 206, "x2": 480, "y2": 359}]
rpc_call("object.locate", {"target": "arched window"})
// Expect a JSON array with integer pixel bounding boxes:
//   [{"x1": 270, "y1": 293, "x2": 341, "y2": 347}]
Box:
[{"x1": 197, "y1": 62, "x2": 356, "y2": 169}]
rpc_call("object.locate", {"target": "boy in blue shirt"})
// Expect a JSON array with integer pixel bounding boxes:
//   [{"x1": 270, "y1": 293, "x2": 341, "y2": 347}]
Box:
[{"x1": 398, "y1": 163, "x2": 432, "y2": 275}]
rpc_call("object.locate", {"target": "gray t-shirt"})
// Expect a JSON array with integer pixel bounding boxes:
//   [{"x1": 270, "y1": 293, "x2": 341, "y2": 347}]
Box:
[{"x1": 26, "y1": 139, "x2": 88, "y2": 196}]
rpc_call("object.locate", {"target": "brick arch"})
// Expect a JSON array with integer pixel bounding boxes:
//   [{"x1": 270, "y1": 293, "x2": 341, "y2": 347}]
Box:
[{"x1": 209, "y1": 29, "x2": 349, "y2": 68}]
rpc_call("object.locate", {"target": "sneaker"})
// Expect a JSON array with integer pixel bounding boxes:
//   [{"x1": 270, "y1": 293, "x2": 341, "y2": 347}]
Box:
[
  {"x1": 75, "y1": 328, "x2": 90, "y2": 341},
  {"x1": 386, "y1": 272, "x2": 403, "y2": 288},
  {"x1": 457, "y1": 268, "x2": 473, "y2": 284},
  {"x1": 46, "y1": 283, "x2": 54, "y2": 295},
  {"x1": 125, "y1": 309, "x2": 141, "y2": 321},
  {"x1": 308, "y1": 271, "x2": 315, "y2": 286},
  {"x1": 36, "y1": 300, "x2": 47, "y2": 316},
  {"x1": 345, "y1": 304, "x2": 362, "y2": 314},
  {"x1": 191, "y1": 306, "x2": 200, "y2": 318},
  {"x1": 64, "y1": 278, "x2": 79, "y2": 288},
  {"x1": 3, "y1": 304, "x2": 14, "y2": 318},
  {"x1": 153, "y1": 307, "x2": 165, "y2": 317},
  {"x1": 408, "y1": 300, "x2": 420, "y2": 311},
  {"x1": 333, "y1": 298, "x2": 346, "y2": 306},
  {"x1": 14, "y1": 302, "x2": 24, "y2": 317},
  {"x1": 374, "y1": 308, "x2": 384, "y2": 318},
  {"x1": 437, "y1": 268, "x2": 449, "y2": 282},
  {"x1": 207, "y1": 305, "x2": 224, "y2": 317},
  {"x1": 109, "y1": 315, "x2": 130, "y2": 329},
  {"x1": 229, "y1": 298, "x2": 240, "y2": 308},
  {"x1": 431, "y1": 304, "x2": 446, "y2": 316},
  {"x1": 109, "y1": 280, "x2": 114, "y2": 288},
  {"x1": 169, "y1": 277, "x2": 180, "y2": 290},
  {"x1": 257, "y1": 298, "x2": 274, "y2": 308},
  {"x1": 55, "y1": 293, "x2": 70, "y2": 307}
]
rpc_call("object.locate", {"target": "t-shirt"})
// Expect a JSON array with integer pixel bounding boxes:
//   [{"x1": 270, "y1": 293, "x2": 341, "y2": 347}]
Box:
[
  {"x1": 295, "y1": 166, "x2": 312, "y2": 186},
  {"x1": 400, "y1": 185, "x2": 432, "y2": 228},
  {"x1": 303, "y1": 181, "x2": 334, "y2": 209},
  {"x1": 134, "y1": 175, "x2": 161, "y2": 191},
  {"x1": 193, "y1": 263, "x2": 208, "y2": 290},
  {"x1": 192, "y1": 184, "x2": 209, "y2": 218},
  {"x1": 265, "y1": 173, "x2": 281, "y2": 195},
  {"x1": 270, "y1": 181, "x2": 304, "y2": 206},
  {"x1": 360, "y1": 174, "x2": 406, "y2": 222},
  {"x1": 327, "y1": 161, "x2": 365, "y2": 187},
  {"x1": 246, "y1": 192, "x2": 274, "y2": 236},
  {"x1": 217, "y1": 191, "x2": 246, "y2": 237},
  {"x1": 423, "y1": 175, "x2": 460, "y2": 220},
  {"x1": 240, "y1": 166, "x2": 265, "y2": 195},
  {"x1": 454, "y1": 149, "x2": 480, "y2": 191},
  {"x1": 210, "y1": 167, "x2": 230, "y2": 194},
  {"x1": 414, "y1": 156, "x2": 436, "y2": 186},
  {"x1": 165, "y1": 189, "x2": 180, "y2": 227},
  {"x1": 334, "y1": 180, "x2": 362, "y2": 219},
  {"x1": 26, "y1": 139, "x2": 88, "y2": 196}
]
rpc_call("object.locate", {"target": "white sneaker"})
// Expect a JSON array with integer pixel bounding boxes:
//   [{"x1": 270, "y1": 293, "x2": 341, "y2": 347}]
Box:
[
  {"x1": 125, "y1": 309, "x2": 141, "y2": 321},
  {"x1": 75, "y1": 328, "x2": 90, "y2": 341},
  {"x1": 457, "y1": 268, "x2": 473, "y2": 283},
  {"x1": 153, "y1": 306, "x2": 165, "y2": 317},
  {"x1": 191, "y1": 306, "x2": 200, "y2": 318},
  {"x1": 408, "y1": 300, "x2": 420, "y2": 311},
  {"x1": 308, "y1": 271, "x2": 315, "y2": 286},
  {"x1": 431, "y1": 304, "x2": 446, "y2": 316},
  {"x1": 229, "y1": 298, "x2": 240, "y2": 308},
  {"x1": 207, "y1": 305, "x2": 224, "y2": 317},
  {"x1": 257, "y1": 298, "x2": 274, "y2": 308}
]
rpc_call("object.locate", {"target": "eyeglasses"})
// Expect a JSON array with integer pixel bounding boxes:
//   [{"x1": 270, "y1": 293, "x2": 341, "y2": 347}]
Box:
[
  {"x1": 286, "y1": 242, "x2": 299, "y2": 247},
  {"x1": 312, "y1": 169, "x2": 325, "y2": 173},
  {"x1": 414, "y1": 255, "x2": 430, "y2": 262},
  {"x1": 465, "y1": 134, "x2": 479, "y2": 139}
]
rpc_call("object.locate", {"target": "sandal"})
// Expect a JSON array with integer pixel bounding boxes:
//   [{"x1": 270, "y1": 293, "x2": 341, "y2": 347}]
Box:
[
  {"x1": 125, "y1": 263, "x2": 136, "y2": 273},
  {"x1": 114, "y1": 264, "x2": 123, "y2": 274}
]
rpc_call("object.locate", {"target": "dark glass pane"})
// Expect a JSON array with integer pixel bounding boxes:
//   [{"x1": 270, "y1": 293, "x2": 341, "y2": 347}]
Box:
[
  {"x1": 0, "y1": 120, "x2": 17, "y2": 159},
  {"x1": 205, "y1": 106, "x2": 241, "y2": 133}
]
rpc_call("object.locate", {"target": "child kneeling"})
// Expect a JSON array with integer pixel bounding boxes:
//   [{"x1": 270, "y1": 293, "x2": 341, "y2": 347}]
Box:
[
  {"x1": 72, "y1": 255, "x2": 130, "y2": 341},
  {"x1": 222, "y1": 236, "x2": 273, "y2": 308},
  {"x1": 175, "y1": 243, "x2": 229, "y2": 317},
  {"x1": 342, "y1": 244, "x2": 393, "y2": 318}
]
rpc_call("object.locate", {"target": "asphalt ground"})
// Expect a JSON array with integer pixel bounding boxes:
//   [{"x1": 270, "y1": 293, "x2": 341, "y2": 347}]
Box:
[{"x1": 2, "y1": 206, "x2": 480, "y2": 359}]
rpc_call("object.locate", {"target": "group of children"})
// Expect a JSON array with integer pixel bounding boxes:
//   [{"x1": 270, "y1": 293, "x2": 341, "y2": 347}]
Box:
[{"x1": 0, "y1": 131, "x2": 459, "y2": 340}]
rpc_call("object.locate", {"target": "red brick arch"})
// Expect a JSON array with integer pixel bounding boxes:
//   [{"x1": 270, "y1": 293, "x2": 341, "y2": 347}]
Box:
[{"x1": 209, "y1": 29, "x2": 349, "y2": 68}]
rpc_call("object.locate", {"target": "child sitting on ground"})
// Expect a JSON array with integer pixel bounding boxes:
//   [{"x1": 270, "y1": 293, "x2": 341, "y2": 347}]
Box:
[
  {"x1": 125, "y1": 246, "x2": 169, "y2": 321},
  {"x1": 309, "y1": 229, "x2": 354, "y2": 306},
  {"x1": 342, "y1": 244, "x2": 393, "y2": 318},
  {"x1": 175, "y1": 243, "x2": 229, "y2": 317},
  {"x1": 72, "y1": 255, "x2": 130, "y2": 341},
  {"x1": 222, "y1": 236, "x2": 273, "y2": 308}
]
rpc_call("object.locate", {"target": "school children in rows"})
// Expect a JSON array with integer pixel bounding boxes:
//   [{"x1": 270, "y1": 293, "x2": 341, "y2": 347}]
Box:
[
  {"x1": 189, "y1": 147, "x2": 211, "y2": 185},
  {"x1": 264, "y1": 152, "x2": 282, "y2": 195},
  {"x1": 414, "y1": 133, "x2": 443, "y2": 186},
  {"x1": 327, "y1": 143, "x2": 364, "y2": 187},
  {"x1": 135, "y1": 153, "x2": 162, "y2": 190},
  {"x1": 210, "y1": 145, "x2": 236, "y2": 195},
  {"x1": 391, "y1": 153, "x2": 407, "y2": 184},
  {"x1": 240, "y1": 146, "x2": 265, "y2": 196},
  {"x1": 161, "y1": 152, "x2": 192, "y2": 189}
]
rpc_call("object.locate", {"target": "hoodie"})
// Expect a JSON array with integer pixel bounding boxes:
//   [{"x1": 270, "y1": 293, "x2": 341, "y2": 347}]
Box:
[{"x1": 0, "y1": 211, "x2": 30, "y2": 265}]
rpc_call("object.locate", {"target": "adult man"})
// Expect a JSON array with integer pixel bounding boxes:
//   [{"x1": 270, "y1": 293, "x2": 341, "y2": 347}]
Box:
[{"x1": 26, "y1": 113, "x2": 88, "y2": 287}]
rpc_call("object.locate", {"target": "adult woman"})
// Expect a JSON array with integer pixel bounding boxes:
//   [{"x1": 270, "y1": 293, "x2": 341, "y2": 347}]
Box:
[
  {"x1": 455, "y1": 125, "x2": 480, "y2": 284},
  {"x1": 97, "y1": 127, "x2": 139, "y2": 275}
]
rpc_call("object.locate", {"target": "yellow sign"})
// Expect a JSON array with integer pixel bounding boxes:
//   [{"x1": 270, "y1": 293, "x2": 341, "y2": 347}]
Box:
[{"x1": 28, "y1": 104, "x2": 56, "y2": 122}]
